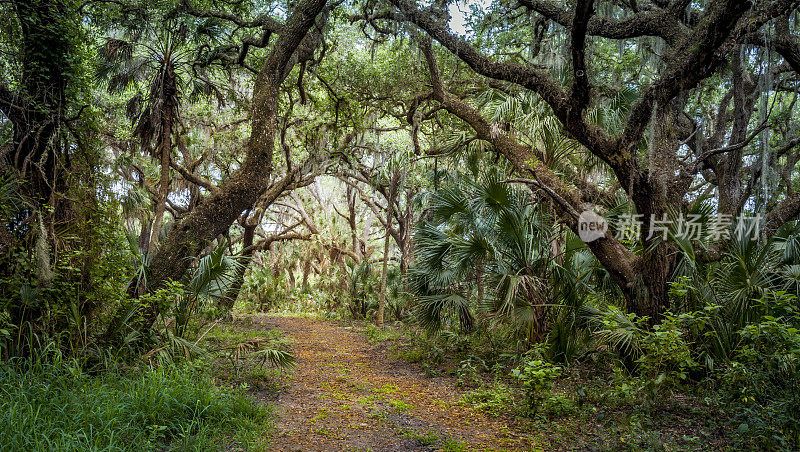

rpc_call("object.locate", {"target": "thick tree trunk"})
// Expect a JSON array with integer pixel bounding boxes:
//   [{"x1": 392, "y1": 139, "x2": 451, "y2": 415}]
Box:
[
  {"x1": 398, "y1": 197, "x2": 413, "y2": 274},
  {"x1": 362, "y1": 209, "x2": 374, "y2": 258},
  {"x1": 346, "y1": 185, "x2": 362, "y2": 259},
  {"x1": 138, "y1": 220, "x2": 151, "y2": 257},
  {"x1": 302, "y1": 259, "x2": 312, "y2": 291},
  {"x1": 377, "y1": 229, "x2": 391, "y2": 325},
  {"x1": 2, "y1": 0, "x2": 70, "y2": 208},
  {"x1": 637, "y1": 243, "x2": 675, "y2": 323},
  {"x1": 287, "y1": 265, "x2": 296, "y2": 292},
  {"x1": 149, "y1": 119, "x2": 172, "y2": 251},
  {"x1": 626, "y1": 97, "x2": 692, "y2": 323},
  {"x1": 139, "y1": 0, "x2": 328, "y2": 324},
  {"x1": 1, "y1": 0, "x2": 73, "y2": 341},
  {"x1": 717, "y1": 49, "x2": 756, "y2": 215},
  {"x1": 399, "y1": 239, "x2": 411, "y2": 274}
]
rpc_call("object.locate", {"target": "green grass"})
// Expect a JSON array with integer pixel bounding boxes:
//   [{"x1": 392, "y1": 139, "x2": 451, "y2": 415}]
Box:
[
  {"x1": 387, "y1": 399, "x2": 415, "y2": 411},
  {"x1": 311, "y1": 409, "x2": 329, "y2": 423},
  {"x1": 459, "y1": 381, "x2": 515, "y2": 416},
  {"x1": 442, "y1": 438, "x2": 469, "y2": 451},
  {"x1": 399, "y1": 428, "x2": 439, "y2": 446},
  {"x1": 201, "y1": 321, "x2": 291, "y2": 347},
  {"x1": 236, "y1": 365, "x2": 290, "y2": 391},
  {"x1": 0, "y1": 356, "x2": 272, "y2": 451},
  {"x1": 361, "y1": 324, "x2": 401, "y2": 344},
  {"x1": 371, "y1": 383, "x2": 400, "y2": 394},
  {"x1": 200, "y1": 319, "x2": 295, "y2": 391},
  {"x1": 396, "y1": 348, "x2": 424, "y2": 362}
]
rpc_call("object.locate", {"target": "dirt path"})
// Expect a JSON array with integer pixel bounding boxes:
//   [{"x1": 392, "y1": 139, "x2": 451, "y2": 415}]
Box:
[{"x1": 257, "y1": 316, "x2": 532, "y2": 451}]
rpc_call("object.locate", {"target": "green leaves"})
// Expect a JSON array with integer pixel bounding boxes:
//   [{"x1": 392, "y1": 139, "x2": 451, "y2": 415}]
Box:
[
  {"x1": 593, "y1": 305, "x2": 646, "y2": 360},
  {"x1": 410, "y1": 168, "x2": 582, "y2": 344},
  {"x1": 415, "y1": 293, "x2": 472, "y2": 332},
  {"x1": 511, "y1": 357, "x2": 562, "y2": 416},
  {"x1": 722, "y1": 291, "x2": 800, "y2": 448},
  {"x1": 185, "y1": 241, "x2": 243, "y2": 305},
  {"x1": 249, "y1": 347, "x2": 296, "y2": 369}
]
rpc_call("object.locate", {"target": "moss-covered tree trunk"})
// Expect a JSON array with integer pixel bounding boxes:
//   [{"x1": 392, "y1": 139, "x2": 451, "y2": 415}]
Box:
[
  {"x1": 0, "y1": 0, "x2": 76, "y2": 336},
  {"x1": 140, "y1": 0, "x2": 329, "y2": 324},
  {"x1": 149, "y1": 105, "x2": 173, "y2": 251}
]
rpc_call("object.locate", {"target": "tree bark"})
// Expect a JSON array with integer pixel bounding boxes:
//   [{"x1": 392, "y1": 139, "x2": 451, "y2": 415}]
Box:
[
  {"x1": 346, "y1": 184, "x2": 362, "y2": 259},
  {"x1": 402, "y1": 0, "x2": 794, "y2": 324},
  {"x1": 0, "y1": 0, "x2": 71, "y2": 208},
  {"x1": 140, "y1": 0, "x2": 328, "y2": 323},
  {"x1": 377, "y1": 170, "x2": 400, "y2": 325},
  {"x1": 149, "y1": 113, "x2": 173, "y2": 251}
]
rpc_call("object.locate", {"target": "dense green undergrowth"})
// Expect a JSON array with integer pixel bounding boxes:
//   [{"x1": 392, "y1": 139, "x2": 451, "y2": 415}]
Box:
[
  {"x1": 0, "y1": 351, "x2": 272, "y2": 451},
  {"x1": 350, "y1": 303, "x2": 799, "y2": 451}
]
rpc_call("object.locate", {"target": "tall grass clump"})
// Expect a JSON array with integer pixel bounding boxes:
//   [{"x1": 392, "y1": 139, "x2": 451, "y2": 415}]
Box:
[{"x1": 0, "y1": 349, "x2": 272, "y2": 451}]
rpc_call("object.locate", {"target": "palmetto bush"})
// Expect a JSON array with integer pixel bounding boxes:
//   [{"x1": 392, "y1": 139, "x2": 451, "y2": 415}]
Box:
[
  {"x1": 408, "y1": 169, "x2": 600, "y2": 356},
  {"x1": 589, "y1": 213, "x2": 800, "y2": 447},
  {"x1": 103, "y1": 240, "x2": 249, "y2": 365},
  {"x1": 240, "y1": 265, "x2": 289, "y2": 312},
  {"x1": 348, "y1": 260, "x2": 379, "y2": 319},
  {"x1": 722, "y1": 292, "x2": 800, "y2": 449},
  {"x1": 409, "y1": 167, "x2": 800, "y2": 387},
  {"x1": 662, "y1": 216, "x2": 800, "y2": 367},
  {"x1": 172, "y1": 242, "x2": 244, "y2": 337}
]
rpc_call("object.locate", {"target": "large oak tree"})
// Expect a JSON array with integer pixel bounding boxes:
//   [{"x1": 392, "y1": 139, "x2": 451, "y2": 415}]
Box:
[{"x1": 371, "y1": 0, "x2": 800, "y2": 321}]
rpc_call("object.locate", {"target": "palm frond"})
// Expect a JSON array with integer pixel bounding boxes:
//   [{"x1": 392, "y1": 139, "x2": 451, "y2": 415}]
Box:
[
  {"x1": 250, "y1": 348, "x2": 296, "y2": 369},
  {"x1": 185, "y1": 241, "x2": 245, "y2": 305}
]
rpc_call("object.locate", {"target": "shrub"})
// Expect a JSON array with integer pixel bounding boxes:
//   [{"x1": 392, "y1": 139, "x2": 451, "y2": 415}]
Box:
[
  {"x1": 240, "y1": 266, "x2": 289, "y2": 312},
  {"x1": 634, "y1": 313, "x2": 700, "y2": 400},
  {"x1": 543, "y1": 393, "x2": 577, "y2": 417},
  {"x1": 459, "y1": 381, "x2": 514, "y2": 416},
  {"x1": 723, "y1": 292, "x2": 800, "y2": 449},
  {"x1": 511, "y1": 357, "x2": 562, "y2": 416},
  {"x1": 456, "y1": 355, "x2": 488, "y2": 387}
]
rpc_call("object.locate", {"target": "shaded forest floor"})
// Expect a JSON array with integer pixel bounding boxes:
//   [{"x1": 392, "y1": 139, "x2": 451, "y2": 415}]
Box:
[{"x1": 202, "y1": 315, "x2": 733, "y2": 451}]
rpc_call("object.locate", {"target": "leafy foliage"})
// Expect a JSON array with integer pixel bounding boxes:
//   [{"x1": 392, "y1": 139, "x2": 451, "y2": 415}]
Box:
[
  {"x1": 511, "y1": 356, "x2": 562, "y2": 416},
  {"x1": 0, "y1": 351, "x2": 270, "y2": 451},
  {"x1": 722, "y1": 292, "x2": 800, "y2": 449}
]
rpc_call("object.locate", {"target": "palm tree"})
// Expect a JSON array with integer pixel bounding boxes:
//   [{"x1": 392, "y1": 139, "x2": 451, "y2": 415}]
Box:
[
  {"x1": 98, "y1": 5, "x2": 231, "y2": 254},
  {"x1": 410, "y1": 168, "x2": 561, "y2": 343}
]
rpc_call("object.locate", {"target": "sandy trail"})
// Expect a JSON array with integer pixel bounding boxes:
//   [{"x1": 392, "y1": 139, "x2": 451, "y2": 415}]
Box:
[{"x1": 257, "y1": 316, "x2": 531, "y2": 451}]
